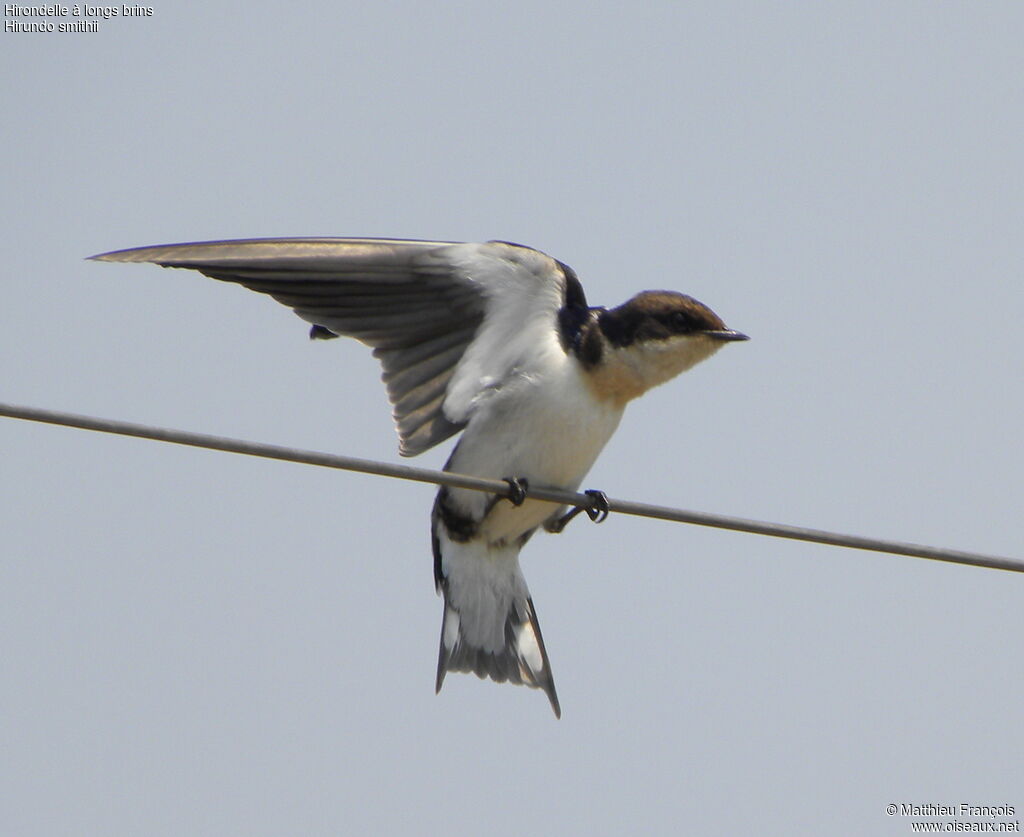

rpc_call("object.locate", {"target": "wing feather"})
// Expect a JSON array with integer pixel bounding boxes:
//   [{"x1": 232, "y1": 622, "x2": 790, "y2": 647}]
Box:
[{"x1": 91, "y1": 237, "x2": 578, "y2": 456}]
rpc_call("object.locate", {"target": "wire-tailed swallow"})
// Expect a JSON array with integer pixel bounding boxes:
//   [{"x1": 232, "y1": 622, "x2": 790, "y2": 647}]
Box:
[{"x1": 92, "y1": 238, "x2": 747, "y2": 717}]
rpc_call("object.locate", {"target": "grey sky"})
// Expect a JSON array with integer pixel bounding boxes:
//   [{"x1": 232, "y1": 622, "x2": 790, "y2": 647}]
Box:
[{"x1": 3, "y1": 2, "x2": 1022, "y2": 835}]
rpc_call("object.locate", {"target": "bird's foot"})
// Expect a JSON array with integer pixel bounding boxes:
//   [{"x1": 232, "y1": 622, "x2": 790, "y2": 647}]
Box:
[
  {"x1": 503, "y1": 477, "x2": 529, "y2": 506},
  {"x1": 548, "y1": 490, "x2": 610, "y2": 534}
]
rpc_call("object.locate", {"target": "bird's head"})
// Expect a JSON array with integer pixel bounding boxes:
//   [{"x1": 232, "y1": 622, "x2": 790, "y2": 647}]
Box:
[{"x1": 583, "y1": 291, "x2": 748, "y2": 403}]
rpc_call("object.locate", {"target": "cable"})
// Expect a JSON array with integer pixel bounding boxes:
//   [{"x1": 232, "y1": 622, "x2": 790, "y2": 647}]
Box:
[{"x1": 2, "y1": 401, "x2": 1021, "y2": 574}]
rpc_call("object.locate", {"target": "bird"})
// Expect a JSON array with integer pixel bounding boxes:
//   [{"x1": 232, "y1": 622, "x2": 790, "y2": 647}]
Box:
[{"x1": 92, "y1": 237, "x2": 747, "y2": 717}]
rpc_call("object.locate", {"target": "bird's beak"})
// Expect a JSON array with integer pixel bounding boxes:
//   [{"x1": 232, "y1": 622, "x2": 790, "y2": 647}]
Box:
[{"x1": 705, "y1": 329, "x2": 750, "y2": 342}]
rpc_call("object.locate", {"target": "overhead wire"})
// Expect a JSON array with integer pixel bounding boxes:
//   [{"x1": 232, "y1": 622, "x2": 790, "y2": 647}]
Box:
[{"x1": 2, "y1": 401, "x2": 1021, "y2": 574}]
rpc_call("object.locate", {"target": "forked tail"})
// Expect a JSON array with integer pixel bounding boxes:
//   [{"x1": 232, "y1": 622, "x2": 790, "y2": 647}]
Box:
[{"x1": 434, "y1": 542, "x2": 560, "y2": 717}]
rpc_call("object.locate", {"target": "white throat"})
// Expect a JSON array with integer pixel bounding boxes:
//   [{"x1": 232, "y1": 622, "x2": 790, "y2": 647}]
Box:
[{"x1": 585, "y1": 334, "x2": 723, "y2": 405}]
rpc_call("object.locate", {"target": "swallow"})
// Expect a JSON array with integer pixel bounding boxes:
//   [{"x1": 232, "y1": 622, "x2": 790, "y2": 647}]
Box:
[{"x1": 92, "y1": 238, "x2": 747, "y2": 717}]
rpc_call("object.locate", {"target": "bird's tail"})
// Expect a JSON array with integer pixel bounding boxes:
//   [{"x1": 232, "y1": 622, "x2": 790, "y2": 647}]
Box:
[{"x1": 434, "y1": 540, "x2": 560, "y2": 718}]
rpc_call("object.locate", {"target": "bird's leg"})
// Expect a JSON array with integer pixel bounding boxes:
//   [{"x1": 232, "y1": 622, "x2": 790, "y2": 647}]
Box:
[
  {"x1": 483, "y1": 477, "x2": 529, "y2": 516},
  {"x1": 503, "y1": 477, "x2": 529, "y2": 506},
  {"x1": 547, "y1": 490, "x2": 610, "y2": 534}
]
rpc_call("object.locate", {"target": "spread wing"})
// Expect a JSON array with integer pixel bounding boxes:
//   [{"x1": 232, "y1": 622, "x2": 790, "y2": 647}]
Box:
[{"x1": 91, "y1": 237, "x2": 584, "y2": 456}]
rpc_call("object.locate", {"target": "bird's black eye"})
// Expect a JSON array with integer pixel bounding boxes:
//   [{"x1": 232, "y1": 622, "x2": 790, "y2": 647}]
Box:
[{"x1": 670, "y1": 310, "x2": 693, "y2": 332}]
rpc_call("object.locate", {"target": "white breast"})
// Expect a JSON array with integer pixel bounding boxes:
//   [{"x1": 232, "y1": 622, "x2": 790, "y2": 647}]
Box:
[{"x1": 445, "y1": 352, "x2": 625, "y2": 545}]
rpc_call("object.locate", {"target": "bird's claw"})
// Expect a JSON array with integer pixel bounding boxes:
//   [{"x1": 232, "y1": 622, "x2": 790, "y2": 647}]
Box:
[
  {"x1": 548, "y1": 489, "x2": 611, "y2": 533},
  {"x1": 503, "y1": 477, "x2": 529, "y2": 506},
  {"x1": 583, "y1": 489, "x2": 610, "y2": 523}
]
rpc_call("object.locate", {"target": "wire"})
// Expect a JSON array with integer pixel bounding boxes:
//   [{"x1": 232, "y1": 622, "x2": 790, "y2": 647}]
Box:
[{"x1": 3, "y1": 401, "x2": 1021, "y2": 574}]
